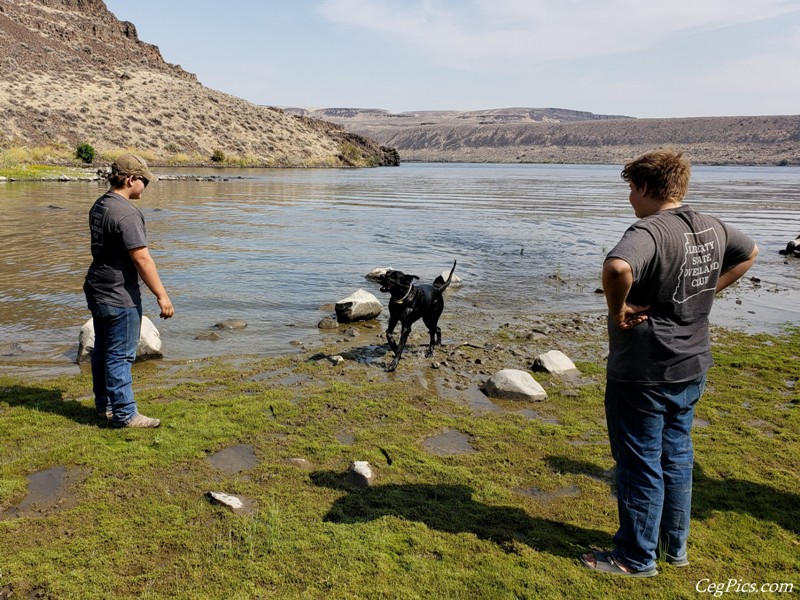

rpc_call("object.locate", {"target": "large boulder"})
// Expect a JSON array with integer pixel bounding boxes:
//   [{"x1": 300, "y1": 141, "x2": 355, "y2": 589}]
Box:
[
  {"x1": 482, "y1": 369, "x2": 547, "y2": 401},
  {"x1": 77, "y1": 315, "x2": 163, "y2": 364},
  {"x1": 532, "y1": 350, "x2": 579, "y2": 376},
  {"x1": 335, "y1": 289, "x2": 383, "y2": 323}
]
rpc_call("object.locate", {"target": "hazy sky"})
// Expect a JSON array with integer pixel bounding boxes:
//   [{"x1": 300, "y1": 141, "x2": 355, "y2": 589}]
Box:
[{"x1": 103, "y1": 0, "x2": 800, "y2": 118}]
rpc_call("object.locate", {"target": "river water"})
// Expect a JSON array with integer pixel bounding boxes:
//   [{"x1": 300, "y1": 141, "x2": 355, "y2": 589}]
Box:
[{"x1": 1, "y1": 163, "x2": 798, "y2": 377}]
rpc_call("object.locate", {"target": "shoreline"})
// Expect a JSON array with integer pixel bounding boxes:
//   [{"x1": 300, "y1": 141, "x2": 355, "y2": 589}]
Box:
[
  {"x1": 3, "y1": 304, "x2": 791, "y2": 385},
  {"x1": 3, "y1": 159, "x2": 799, "y2": 183}
]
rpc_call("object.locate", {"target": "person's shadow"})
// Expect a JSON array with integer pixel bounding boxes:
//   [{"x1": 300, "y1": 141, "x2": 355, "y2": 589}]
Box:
[
  {"x1": 310, "y1": 470, "x2": 611, "y2": 558},
  {"x1": 544, "y1": 456, "x2": 799, "y2": 535},
  {"x1": 1, "y1": 384, "x2": 100, "y2": 426}
]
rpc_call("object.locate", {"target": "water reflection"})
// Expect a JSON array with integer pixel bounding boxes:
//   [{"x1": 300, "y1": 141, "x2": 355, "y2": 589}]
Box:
[{"x1": 1, "y1": 163, "x2": 798, "y2": 373}]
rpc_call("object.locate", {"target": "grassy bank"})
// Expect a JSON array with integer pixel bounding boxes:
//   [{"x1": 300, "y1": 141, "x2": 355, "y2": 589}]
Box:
[
  {"x1": 0, "y1": 322, "x2": 797, "y2": 599},
  {"x1": 0, "y1": 144, "x2": 383, "y2": 179}
]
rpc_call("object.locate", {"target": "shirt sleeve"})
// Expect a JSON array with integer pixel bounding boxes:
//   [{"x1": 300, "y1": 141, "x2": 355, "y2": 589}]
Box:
[
  {"x1": 606, "y1": 224, "x2": 657, "y2": 282},
  {"x1": 721, "y1": 223, "x2": 756, "y2": 271},
  {"x1": 118, "y1": 213, "x2": 148, "y2": 251}
]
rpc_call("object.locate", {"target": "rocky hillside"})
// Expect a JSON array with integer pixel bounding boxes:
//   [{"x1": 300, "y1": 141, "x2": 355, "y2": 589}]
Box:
[
  {"x1": 0, "y1": 0, "x2": 398, "y2": 167},
  {"x1": 288, "y1": 108, "x2": 800, "y2": 166}
]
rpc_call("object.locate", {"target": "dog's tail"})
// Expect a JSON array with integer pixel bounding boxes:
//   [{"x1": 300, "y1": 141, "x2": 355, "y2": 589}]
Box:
[{"x1": 434, "y1": 259, "x2": 457, "y2": 291}]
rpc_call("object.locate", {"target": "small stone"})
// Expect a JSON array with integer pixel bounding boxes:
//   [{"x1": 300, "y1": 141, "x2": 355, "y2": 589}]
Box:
[
  {"x1": 206, "y1": 491, "x2": 243, "y2": 510},
  {"x1": 318, "y1": 317, "x2": 339, "y2": 329},
  {"x1": 195, "y1": 331, "x2": 221, "y2": 341},
  {"x1": 215, "y1": 319, "x2": 247, "y2": 330},
  {"x1": 346, "y1": 461, "x2": 375, "y2": 487},
  {"x1": 284, "y1": 458, "x2": 313, "y2": 469}
]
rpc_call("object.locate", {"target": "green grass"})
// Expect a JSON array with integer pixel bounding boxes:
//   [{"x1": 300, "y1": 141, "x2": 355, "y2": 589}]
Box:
[
  {"x1": 0, "y1": 328, "x2": 798, "y2": 599},
  {"x1": 0, "y1": 163, "x2": 94, "y2": 180}
]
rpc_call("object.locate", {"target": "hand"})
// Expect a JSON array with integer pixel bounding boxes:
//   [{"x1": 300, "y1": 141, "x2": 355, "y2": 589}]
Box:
[
  {"x1": 611, "y1": 303, "x2": 650, "y2": 329},
  {"x1": 158, "y1": 295, "x2": 174, "y2": 319}
]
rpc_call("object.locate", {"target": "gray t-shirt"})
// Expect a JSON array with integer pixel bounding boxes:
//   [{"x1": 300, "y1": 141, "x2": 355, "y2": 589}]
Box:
[
  {"x1": 84, "y1": 191, "x2": 147, "y2": 307},
  {"x1": 606, "y1": 204, "x2": 755, "y2": 383}
]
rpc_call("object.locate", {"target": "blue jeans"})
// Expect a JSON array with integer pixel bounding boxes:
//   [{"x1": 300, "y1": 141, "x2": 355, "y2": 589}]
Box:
[
  {"x1": 604, "y1": 376, "x2": 706, "y2": 572},
  {"x1": 89, "y1": 301, "x2": 142, "y2": 427}
]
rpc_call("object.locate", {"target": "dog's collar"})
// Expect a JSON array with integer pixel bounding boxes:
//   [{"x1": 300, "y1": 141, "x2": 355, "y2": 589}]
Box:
[{"x1": 395, "y1": 283, "x2": 414, "y2": 304}]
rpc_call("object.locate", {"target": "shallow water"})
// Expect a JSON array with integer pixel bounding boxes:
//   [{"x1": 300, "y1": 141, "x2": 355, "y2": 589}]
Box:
[{"x1": 1, "y1": 163, "x2": 798, "y2": 377}]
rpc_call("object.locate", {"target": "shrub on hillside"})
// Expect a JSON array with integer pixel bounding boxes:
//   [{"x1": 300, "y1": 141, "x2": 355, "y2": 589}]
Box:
[
  {"x1": 75, "y1": 143, "x2": 95, "y2": 164},
  {"x1": 211, "y1": 149, "x2": 225, "y2": 163}
]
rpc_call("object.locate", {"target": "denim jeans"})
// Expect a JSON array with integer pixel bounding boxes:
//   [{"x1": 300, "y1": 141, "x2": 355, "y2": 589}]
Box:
[
  {"x1": 89, "y1": 301, "x2": 142, "y2": 427},
  {"x1": 604, "y1": 375, "x2": 706, "y2": 572}
]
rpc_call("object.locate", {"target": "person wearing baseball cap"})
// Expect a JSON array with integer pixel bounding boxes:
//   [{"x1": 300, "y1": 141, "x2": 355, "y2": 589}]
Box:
[{"x1": 84, "y1": 153, "x2": 174, "y2": 428}]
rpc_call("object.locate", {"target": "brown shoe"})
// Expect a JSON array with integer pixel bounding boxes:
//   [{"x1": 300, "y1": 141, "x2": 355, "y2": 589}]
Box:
[{"x1": 126, "y1": 414, "x2": 161, "y2": 428}]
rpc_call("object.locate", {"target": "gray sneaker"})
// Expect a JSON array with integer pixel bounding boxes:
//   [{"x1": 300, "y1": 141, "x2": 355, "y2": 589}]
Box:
[{"x1": 126, "y1": 414, "x2": 161, "y2": 428}]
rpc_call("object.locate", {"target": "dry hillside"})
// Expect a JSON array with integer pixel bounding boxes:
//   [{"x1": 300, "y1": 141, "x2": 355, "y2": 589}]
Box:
[
  {"x1": 289, "y1": 108, "x2": 800, "y2": 166},
  {"x1": 0, "y1": 0, "x2": 398, "y2": 167}
]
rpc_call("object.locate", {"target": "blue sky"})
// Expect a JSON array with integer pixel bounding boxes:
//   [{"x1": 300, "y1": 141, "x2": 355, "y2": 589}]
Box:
[{"x1": 103, "y1": 0, "x2": 800, "y2": 118}]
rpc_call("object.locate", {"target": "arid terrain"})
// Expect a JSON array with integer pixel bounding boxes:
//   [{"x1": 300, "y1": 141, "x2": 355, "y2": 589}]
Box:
[
  {"x1": 0, "y1": 0, "x2": 397, "y2": 167},
  {"x1": 289, "y1": 107, "x2": 800, "y2": 165},
  {"x1": 1, "y1": 0, "x2": 798, "y2": 168}
]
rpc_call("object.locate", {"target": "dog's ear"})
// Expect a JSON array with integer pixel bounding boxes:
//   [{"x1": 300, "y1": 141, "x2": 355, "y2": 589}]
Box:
[{"x1": 403, "y1": 274, "x2": 419, "y2": 283}]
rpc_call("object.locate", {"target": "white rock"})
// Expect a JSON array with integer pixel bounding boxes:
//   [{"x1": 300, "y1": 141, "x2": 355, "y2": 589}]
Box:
[
  {"x1": 335, "y1": 289, "x2": 383, "y2": 323},
  {"x1": 533, "y1": 350, "x2": 579, "y2": 376},
  {"x1": 206, "y1": 491, "x2": 258, "y2": 515},
  {"x1": 482, "y1": 369, "x2": 547, "y2": 401},
  {"x1": 347, "y1": 460, "x2": 375, "y2": 487},
  {"x1": 434, "y1": 270, "x2": 463, "y2": 289},
  {"x1": 206, "y1": 491, "x2": 244, "y2": 510},
  {"x1": 365, "y1": 267, "x2": 393, "y2": 281},
  {"x1": 77, "y1": 315, "x2": 163, "y2": 363}
]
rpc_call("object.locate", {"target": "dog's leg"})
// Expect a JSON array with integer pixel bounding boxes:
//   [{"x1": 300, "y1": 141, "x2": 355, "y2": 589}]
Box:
[
  {"x1": 423, "y1": 304, "x2": 444, "y2": 358},
  {"x1": 387, "y1": 325, "x2": 412, "y2": 372},
  {"x1": 424, "y1": 327, "x2": 437, "y2": 358},
  {"x1": 386, "y1": 315, "x2": 399, "y2": 352}
]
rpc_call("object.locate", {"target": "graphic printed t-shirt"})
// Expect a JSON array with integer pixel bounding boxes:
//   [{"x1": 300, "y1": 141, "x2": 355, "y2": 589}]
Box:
[
  {"x1": 84, "y1": 191, "x2": 147, "y2": 307},
  {"x1": 606, "y1": 205, "x2": 755, "y2": 383}
]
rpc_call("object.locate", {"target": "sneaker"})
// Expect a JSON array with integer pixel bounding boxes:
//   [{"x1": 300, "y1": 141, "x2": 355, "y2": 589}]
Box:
[{"x1": 125, "y1": 414, "x2": 161, "y2": 428}]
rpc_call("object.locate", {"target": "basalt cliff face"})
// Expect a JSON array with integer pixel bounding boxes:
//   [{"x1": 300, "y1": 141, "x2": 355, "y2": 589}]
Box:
[
  {"x1": 287, "y1": 107, "x2": 800, "y2": 166},
  {"x1": 0, "y1": 0, "x2": 398, "y2": 166}
]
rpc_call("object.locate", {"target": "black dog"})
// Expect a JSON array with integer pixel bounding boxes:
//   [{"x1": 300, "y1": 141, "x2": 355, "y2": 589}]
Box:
[{"x1": 379, "y1": 260, "x2": 457, "y2": 372}]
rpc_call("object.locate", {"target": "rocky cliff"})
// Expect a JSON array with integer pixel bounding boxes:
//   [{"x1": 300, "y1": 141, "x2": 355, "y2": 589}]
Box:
[
  {"x1": 288, "y1": 108, "x2": 800, "y2": 166},
  {"x1": 0, "y1": 0, "x2": 398, "y2": 167}
]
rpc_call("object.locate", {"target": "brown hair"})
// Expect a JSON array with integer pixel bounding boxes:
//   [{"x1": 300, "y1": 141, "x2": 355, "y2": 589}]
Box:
[
  {"x1": 107, "y1": 165, "x2": 129, "y2": 189},
  {"x1": 621, "y1": 148, "x2": 691, "y2": 201}
]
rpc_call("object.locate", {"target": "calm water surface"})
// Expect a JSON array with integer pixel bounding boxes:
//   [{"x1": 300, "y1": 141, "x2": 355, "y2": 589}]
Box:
[{"x1": 1, "y1": 163, "x2": 798, "y2": 376}]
